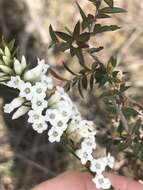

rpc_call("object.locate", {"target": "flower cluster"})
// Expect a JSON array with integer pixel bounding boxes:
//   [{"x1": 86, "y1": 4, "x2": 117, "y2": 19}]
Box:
[
  {"x1": 67, "y1": 117, "x2": 115, "y2": 189},
  {"x1": 1, "y1": 54, "x2": 115, "y2": 189}
]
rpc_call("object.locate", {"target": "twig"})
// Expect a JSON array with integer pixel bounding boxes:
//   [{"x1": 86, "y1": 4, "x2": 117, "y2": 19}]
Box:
[
  {"x1": 15, "y1": 153, "x2": 55, "y2": 177},
  {"x1": 115, "y1": 104, "x2": 129, "y2": 133}
]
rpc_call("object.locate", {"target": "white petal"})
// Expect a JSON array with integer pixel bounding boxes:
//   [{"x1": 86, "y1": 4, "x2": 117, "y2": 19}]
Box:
[{"x1": 12, "y1": 106, "x2": 30, "y2": 119}]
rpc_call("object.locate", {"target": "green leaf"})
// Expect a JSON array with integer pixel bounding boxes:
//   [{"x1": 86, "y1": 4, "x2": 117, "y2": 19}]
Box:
[
  {"x1": 96, "y1": 74, "x2": 108, "y2": 87},
  {"x1": 122, "y1": 107, "x2": 139, "y2": 118},
  {"x1": 110, "y1": 56, "x2": 117, "y2": 67},
  {"x1": 49, "y1": 69, "x2": 68, "y2": 81},
  {"x1": 120, "y1": 84, "x2": 132, "y2": 92},
  {"x1": 82, "y1": 14, "x2": 94, "y2": 29},
  {"x1": 72, "y1": 21, "x2": 81, "y2": 41},
  {"x1": 63, "y1": 62, "x2": 77, "y2": 76},
  {"x1": 139, "y1": 145, "x2": 143, "y2": 161},
  {"x1": 88, "y1": 0, "x2": 101, "y2": 9},
  {"x1": 100, "y1": 7, "x2": 127, "y2": 14},
  {"x1": 96, "y1": 13, "x2": 111, "y2": 19},
  {"x1": 64, "y1": 82, "x2": 71, "y2": 91},
  {"x1": 82, "y1": 75, "x2": 88, "y2": 90},
  {"x1": 76, "y1": 2, "x2": 86, "y2": 20},
  {"x1": 70, "y1": 47, "x2": 76, "y2": 57},
  {"x1": 8, "y1": 39, "x2": 15, "y2": 51},
  {"x1": 64, "y1": 27, "x2": 72, "y2": 35},
  {"x1": 118, "y1": 139, "x2": 132, "y2": 151},
  {"x1": 49, "y1": 25, "x2": 58, "y2": 42},
  {"x1": 133, "y1": 142, "x2": 142, "y2": 156},
  {"x1": 107, "y1": 56, "x2": 117, "y2": 73},
  {"x1": 101, "y1": 90, "x2": 112, "y2": 97},
  {"x1": 93, "y1": 24, "x2": 120, "y2": 34},
  {"x1": 78, "y1": 78, "x2": 84, "y2": 98},
  {"x1": 107, "y1": 62, "x2": 113, "y2": 74},
  {"x1": 72, "y1": 78, "x2": 78, "y2": 87},
  {"x1": 88, "y1": 47, "x2": 104, "y2": 54},
  {"x1": 55, "y1": 31, "x2": 72, "y2": 42},
  {"x1": 117, "y1": 122, "x2": 124, "y2": 135},
  {"x1": 90, "y1": 74, "x2": 95, "y2": 90},
  {"x1": 131, "y1": 119, "x2": 142, "y2": 135},
  {"x1": 78, "y1": 32, "x2": 90, "y2": 43},
  {"x1": 104, "y1": 0, "x2": 114, "y2": 7},
  {"x1": 74, "y1": 48, "x2": 85, "y2": 67},
  {"x1": 57, "y1": 42, "x2": 70, "y2": 52}
]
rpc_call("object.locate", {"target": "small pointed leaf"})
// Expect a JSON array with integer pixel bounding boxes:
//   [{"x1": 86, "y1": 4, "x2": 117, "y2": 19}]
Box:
[{"x1": 100, "y1": 7, "x2": 127, "y2": 14}]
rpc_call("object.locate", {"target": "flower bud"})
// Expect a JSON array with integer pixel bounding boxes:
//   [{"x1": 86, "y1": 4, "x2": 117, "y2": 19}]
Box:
[
  {"x1": 0, "y1": 60, "x2": 4, "y2": 65},
  {"x1": 0, "y1": 72, "x2": 7, "y2": 77},
  {"x1": 23, "y1": 64, "x2": 44, "y2": 82},
  {"x1": 0, "y1": 65, "x2": 13, "y2": 74},
  {"x1": 0, "y1": 76, "x2": 10, "y2": 82},
  {"x1": 3, "y1": 97, "x2": 25, "y2": 114},
  {"x1": 3, "y1": 55, "x2": 11, "y2": 66},
  {"x1": 12, "y1": 106, "x2": 30, "y2": 119},
  {"x1": 21, "y1": 56, "x2": 27, "y2": 70},
  {"x1": 4, "y1": 46, "x2": 11, "y2": 58},
  {"x1": 14, "y1": 58, "x2": 23, "y2": 75},
  {"x1": 0, "y1": 48, "x2": 4, "y2": 55},
  {"x1": 11, "y1": 97, "x2": 25, "y2": 108}
]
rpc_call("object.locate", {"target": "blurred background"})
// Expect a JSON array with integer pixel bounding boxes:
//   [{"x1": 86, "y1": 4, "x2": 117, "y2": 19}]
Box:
[{"x1": 0, "y1": 0, "x2": 143, "y2": 189}]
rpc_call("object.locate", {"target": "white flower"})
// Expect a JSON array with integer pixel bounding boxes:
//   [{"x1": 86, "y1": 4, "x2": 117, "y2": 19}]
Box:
[
  {"x1": 90, "y1": 158, "x2": 107, "y2": 174},
  {"x1": 72, "y1": 104, "x2": 81, "y2": 116},
  {"x1": 48, "y1": 93, "x2": 60, "y2": 106},
  {"x1": 31, "y1": 98, "x2": 48, "y2": 112},
  {"x1": 32, "y1": 121, "x2": 48, "y2": 134},
  {"x1": 48, "y1": 86, "x2": 68, "y2": 105},
  {"x1": 48, "y1": 127, "x2": 63, "y2": 143},
  {"x1": 37, "y1": 58, "x2": 50, "y2": 74},
  {"x1": 76, "y1": 148, "x2": 93, "y2": 165},
  {"x1": 116, "y1": 70, "x2": 124, "y2": 81},
  {"x1": 7, "y1": 76, "x2": 24, "y2": 89},
  {"x1": 56, "y1": 86, "x2": 65, "y2": 95},
  {"x1": 45, "y1": 109, "x2": 67, "y2": 123},
  {"x1": 93, "y1": 174, "x2": 111, "y2": 189},
  {"x1": 40, "y1": 75, "x2": 53, "y2": 89},
  {"x1": 55, "y1": 100, "x2": 73, "y2": 121},
  {"x1": 54, "y1": 120, "x2": 68, "y2": 131},
  {"x1": 19, "y1": 82, "x2": 33, "y2": 100},
  {"x1": 28, "y1": 110, "x2": 45, "y2": 124},
  {"x1": 81, "y1": 137, "x2": 96, "y2": 151},
  {"x1": 78, "y1": 120, "x2": 96, "y2": 138},
  {"x1": 67, "y1": 115, "x2": 82, "y2": 133},
  {"x1": 32, "y1": 82, "x2": 47, "y2": 99},
  {"x1": 104, "y1": 153, "x2": 115, "y2": 169},
  {"x1": 4, "y1": 97, "x2": 25, "y2": 114},
  {"x1": 23, "y1": 58, "x2": 50, "y2": 82},
  {"x1": 45, "y1": 109, "x2": 59, "y2": 123},
  {"x1": 45, "y1": 109, "x2": 68, "y2": 131},
  {"x1": 67, "y1": 115, "x2": 82, "y2": 142}
]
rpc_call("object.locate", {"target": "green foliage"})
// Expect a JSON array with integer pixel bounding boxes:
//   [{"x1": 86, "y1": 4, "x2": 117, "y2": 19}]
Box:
[
  {"x1": 104, "y1": 0, "x2": 114, "y2": 7},
  {"x1": 93, "y1": 24, "x2": 120, "y2": 34},
  {"x1": 48, "y1": 0, "x2": 143, "y2": 160},
  {"x1": 88, "y1": 0, "x2": 102, "y2": 9},
  {"x1": 99, "y1": 7, "x2": 127, "y2": 14}
]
